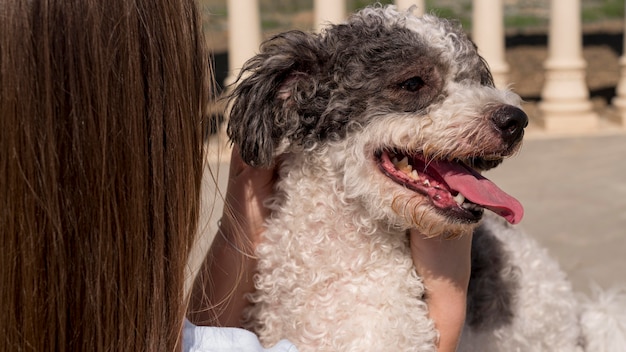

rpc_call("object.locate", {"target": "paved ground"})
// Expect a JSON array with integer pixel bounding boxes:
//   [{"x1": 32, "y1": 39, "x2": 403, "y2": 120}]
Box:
[
  {"x1": 189, "y1": 124, "x2": 626, "y2": 296},
  {"x1": 485, "y1": 126, "x2": 626, "y2": 295}
]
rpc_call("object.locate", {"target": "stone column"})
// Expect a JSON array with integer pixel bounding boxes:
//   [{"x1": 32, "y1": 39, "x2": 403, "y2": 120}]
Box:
[
  {"x1": 395, "y1": 0, "x2": 425, "y2": 16},
  {"x1": 225, "y1": 0, "x2": 262, "y2": 86},
  {"x1": 610, "y1": 4, "x2": 626, "y2": 127},
  {"x1": 538, "y1": 0, "x2": 597, "y2": 132},
  {"x1": 314, "y1": 0, "x2": 346, "y2": 31},
  {"x1": 472, "y1": 0, "x2": 509, "y2": 89}
]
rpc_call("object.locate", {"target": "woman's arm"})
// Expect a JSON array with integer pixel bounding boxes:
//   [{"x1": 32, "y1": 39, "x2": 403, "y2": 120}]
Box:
[
  {"x1": 187, "y1": 148, "x2": 276, "y2": 327},
  {"x1": 410, "y1": 230, "x2": 472, "y2": 352}
]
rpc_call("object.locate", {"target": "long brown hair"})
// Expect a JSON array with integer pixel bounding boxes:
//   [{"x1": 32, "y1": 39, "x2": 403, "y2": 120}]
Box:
[{"x1": 0, "y1": 0, "x2": 210, "y2": 350}]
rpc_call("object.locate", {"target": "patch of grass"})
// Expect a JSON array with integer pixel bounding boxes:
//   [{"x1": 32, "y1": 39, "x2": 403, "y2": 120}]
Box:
[
  {"x1": 261, "y1": 18, "x2": 283, "y2": 30},
  {"x1": 423, "y1": 1, "x2": 471, "y2": 29},
  {"x1": 505, "y1": 15, "x2": 546, "y2": 29},
  {"x1": 431, "y1": 8, "x2": 470, "y2": 29},
  {"x1": 583, "y1": 0, "x2": 625, "y2": 22},
  {"x1": 261, "y1": 0, "x2": 312, "y2": 14},
  {"x1": 349, "y1": 0, "x2": 393, "y2": 11},
  {"x1": 603, "y1": 0, "x2": 625, "y2": 16}
]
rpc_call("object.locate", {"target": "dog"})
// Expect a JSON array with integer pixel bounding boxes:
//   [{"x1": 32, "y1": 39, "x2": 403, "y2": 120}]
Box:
[{"x1": 227, "y1": 5, "x2": 626, "y2": 351}]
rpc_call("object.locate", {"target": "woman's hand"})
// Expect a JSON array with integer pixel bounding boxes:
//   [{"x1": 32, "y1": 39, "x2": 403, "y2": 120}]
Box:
[
  {"x1": 221, "y1": 146, "x2": 277, "y2": 247},
  {"x1": 410, "y1": 230, "x2": 473, "y2": 352},
  {"x1": 187, "y1": 147, "x2": 277, "y2": 327}
]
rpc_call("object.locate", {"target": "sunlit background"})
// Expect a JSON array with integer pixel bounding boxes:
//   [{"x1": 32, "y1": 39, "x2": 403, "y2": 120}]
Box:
[
  {"x1": 188, "y1": 0, "x2": 626, "y2": 296},
  {"x1": 198, "y1": 0, "x2": 625, "y2": 99}
]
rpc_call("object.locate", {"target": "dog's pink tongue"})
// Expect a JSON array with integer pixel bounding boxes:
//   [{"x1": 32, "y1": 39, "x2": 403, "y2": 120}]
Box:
[{"x1": 431, "y1": 161, "x2": 524, "y2": 224}]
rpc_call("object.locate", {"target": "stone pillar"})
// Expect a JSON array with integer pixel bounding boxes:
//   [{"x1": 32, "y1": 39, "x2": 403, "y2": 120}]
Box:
[
  {"x1": 225, "y1": 0, "x2": 262, "y2": 86},
  {"x1": 538, "y1": 0, "x2": 597, "y2": 132},
  {"x1": 314, "y1": 0, "x2": 346, "y2": 31},
  {"x1": 610, "y1": 4, "x2": 626, "y2": 127},
  {"x1": 395, "y1": 0, "x2": 425, "y2": 16},
  {"x1": 472, "y1": 0, "x2": 509, "y2": 89}
]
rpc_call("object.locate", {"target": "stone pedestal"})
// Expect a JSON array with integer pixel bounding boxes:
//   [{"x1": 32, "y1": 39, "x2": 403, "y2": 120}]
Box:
[
  {"x1": 538, "y1": 0, "x2": 598, "y2": 132},
  {"x1": 314, "y1": 0, "x2": 345, "y2": 31},
  {"x1": 225, "y1": 0, "x2": 261, "y2": 86},
  {"x1": 472, "y1": 0, "x2": 509, "y2": 89},
  {"x1": 610, "y1": 5, "x2": 626, "y2": 127}
]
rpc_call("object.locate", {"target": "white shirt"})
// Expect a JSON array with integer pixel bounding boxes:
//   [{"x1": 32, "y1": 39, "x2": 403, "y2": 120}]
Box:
[{"x1": 183, "y1": 320, "x2": 299, "y2": 352}]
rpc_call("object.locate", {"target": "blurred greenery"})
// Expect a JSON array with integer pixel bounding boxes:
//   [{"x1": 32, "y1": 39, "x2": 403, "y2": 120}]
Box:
[
  {"x1": 198, "y1": 0, "x2": 626, "y2": 37},
  {"x1": 582, "y1": 0, "x2": 624, "y2": 22},
  {"x1": 504, "y1": 15, "x2": 545, "y2": 29}
]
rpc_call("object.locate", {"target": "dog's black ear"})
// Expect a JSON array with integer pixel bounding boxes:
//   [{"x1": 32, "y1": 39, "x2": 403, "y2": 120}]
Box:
[{"x1": 227, "y1": 30, "x2": 326, "y2": 167}]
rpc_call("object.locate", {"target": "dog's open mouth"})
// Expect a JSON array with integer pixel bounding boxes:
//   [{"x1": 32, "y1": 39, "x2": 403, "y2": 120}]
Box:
[{"x1": 375, "y1": 150, "x2": 523, "y2": 224}]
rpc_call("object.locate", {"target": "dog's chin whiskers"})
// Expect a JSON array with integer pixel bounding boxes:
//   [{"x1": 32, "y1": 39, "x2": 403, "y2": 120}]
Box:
[
  {"x1": 418, "y1": 210, "x2": 428, "y2": 234},
  {"x1": 409, "y1": 203, "x2": 420, "y2": 228},
  {"x1": 391, "y1": 194, "x2": 403, "y2": 217}
]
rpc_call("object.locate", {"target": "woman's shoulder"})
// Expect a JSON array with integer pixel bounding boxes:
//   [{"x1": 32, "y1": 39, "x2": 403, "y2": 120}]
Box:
[{"x1": 183, "y1": 320, "x2": 298, "y2": 352}]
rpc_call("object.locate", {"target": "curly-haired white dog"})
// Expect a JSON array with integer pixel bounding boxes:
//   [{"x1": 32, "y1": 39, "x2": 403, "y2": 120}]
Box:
[{"x1": 227, "y1": 5, "x2": 626, "y2": 351}]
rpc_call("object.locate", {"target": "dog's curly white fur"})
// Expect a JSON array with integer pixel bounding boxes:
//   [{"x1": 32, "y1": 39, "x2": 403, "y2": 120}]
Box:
[{"x1": 227, "y1": 5, "x2": 626, "y2": 351}]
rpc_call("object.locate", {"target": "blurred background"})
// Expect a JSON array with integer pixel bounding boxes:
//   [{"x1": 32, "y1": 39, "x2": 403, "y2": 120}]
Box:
[
  {"x1": 189, "y1": 1, "x2": 626, "y2": 296},
  {"x1": 199, "y1": 0, "x2": 624, "y2": 110}
]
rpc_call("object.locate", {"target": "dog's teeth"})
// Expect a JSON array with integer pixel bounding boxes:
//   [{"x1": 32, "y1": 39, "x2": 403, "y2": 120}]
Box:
[
  {"x1": 400, "y1": 165, "x2": 413, "y2": 174},
  {"x1": 454, "y1": 193, "x2": 465, "y2": 206},
  {"x1": 396, "y1": 156, "x2": 409, "y2": 168},
  {"x1": 422, "y1": 179, "x2": 430, "y2": 187},
  {"x1": 409, "y1": 170, "x2": 419, "y2": 180},
  {"x1": 393, "y1": 156, "x2": 414, "y2": 175},
  {"x1": 462, "y1": 202, "x2": 482, "y2": 212}
]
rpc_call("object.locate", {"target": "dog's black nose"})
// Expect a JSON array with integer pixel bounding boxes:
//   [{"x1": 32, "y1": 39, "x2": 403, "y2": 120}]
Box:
[{"x1": 491, "y1": 106, "x2": 528, "y2": 144}]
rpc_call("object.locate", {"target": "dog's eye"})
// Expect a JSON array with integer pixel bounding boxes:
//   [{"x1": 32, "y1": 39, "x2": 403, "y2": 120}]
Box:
[{"x1": 399, "y1": 77, "x2": 425, "y2": 92}]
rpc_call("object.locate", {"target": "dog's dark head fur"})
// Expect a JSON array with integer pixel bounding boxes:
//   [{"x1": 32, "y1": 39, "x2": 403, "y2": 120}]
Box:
[{"x1": 228, "y1": 5, "x2": 526, "y2": 237}]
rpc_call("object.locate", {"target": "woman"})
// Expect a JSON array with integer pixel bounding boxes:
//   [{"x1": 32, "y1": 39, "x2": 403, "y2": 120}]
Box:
[
  {"x1": 1, "y1": 0, "x2": 469, "y2": 350},
  {"x1": 1, "y1": 0, "x2": 208, "y2": 350}
]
